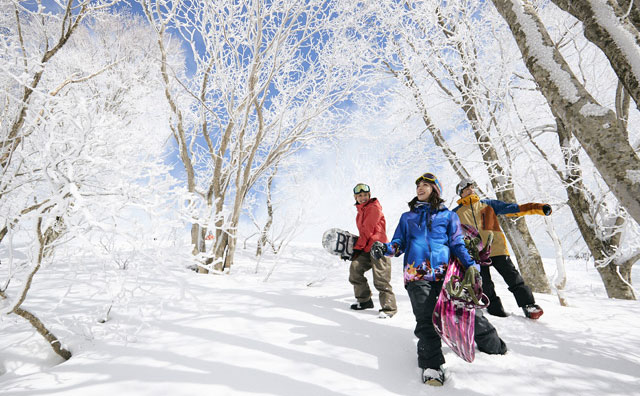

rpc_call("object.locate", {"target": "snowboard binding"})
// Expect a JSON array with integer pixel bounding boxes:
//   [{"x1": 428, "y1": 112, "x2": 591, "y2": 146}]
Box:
[
  {"x1": 444, "y1": 266, "x2": 489, "y2": 310},
  {"x1": 461, "y1": 224, "x2": 493, "y2": 266}
]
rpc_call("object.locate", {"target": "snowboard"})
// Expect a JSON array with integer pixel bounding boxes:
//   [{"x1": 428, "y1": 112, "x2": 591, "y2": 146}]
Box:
[
  {"x1": 432, "y1": 258, "x2": 488, "y2": 363},
  {"x1": 322, "y1": 228, "x2": 358, "y2": 261},
  {"x1": 433, "y1": 224, "x2": 490, "y2": 362},
  {"x1": 432, "y1": 257, "x2": 489, "y2": 363}
]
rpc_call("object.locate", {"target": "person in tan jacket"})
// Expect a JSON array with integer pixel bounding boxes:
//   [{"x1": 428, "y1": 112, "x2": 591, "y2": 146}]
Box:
[{"x1": 453, "y1": 178, "x2": 551, "y2": 319}]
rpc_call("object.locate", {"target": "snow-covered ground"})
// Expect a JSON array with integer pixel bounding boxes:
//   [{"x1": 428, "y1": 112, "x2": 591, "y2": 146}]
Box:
[{"x1": 1, "y1": 242, "x2": 639, "y2": 395}]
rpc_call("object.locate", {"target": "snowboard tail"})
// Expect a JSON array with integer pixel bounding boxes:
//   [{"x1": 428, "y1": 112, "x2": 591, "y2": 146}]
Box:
[{"x1": 322, "y1": 228, "x2": 359, "y2": 260}]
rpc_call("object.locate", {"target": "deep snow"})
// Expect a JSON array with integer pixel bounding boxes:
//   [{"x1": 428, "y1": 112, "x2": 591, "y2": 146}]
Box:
[{"x1": 1, "y1": 242, "x2": 639, "y2": 396}]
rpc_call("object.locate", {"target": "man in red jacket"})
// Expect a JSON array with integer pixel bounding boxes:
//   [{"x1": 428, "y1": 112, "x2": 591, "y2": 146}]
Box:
[{"x1": 349, "y1": 183, "x2": 397, "y2": 318}]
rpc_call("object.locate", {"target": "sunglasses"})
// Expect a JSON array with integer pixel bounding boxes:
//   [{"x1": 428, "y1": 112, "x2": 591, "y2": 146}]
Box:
[
  {"x1": 415, "y1": 173, "x2": 437, "y2": 185},
  {"x1": 353, "y1": 183, "x2": 371, "y2": 194}
]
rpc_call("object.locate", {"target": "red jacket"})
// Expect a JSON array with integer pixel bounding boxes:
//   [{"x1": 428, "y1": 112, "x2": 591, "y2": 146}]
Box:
[{"x1": 354, "y1": 198, "x2": 389, "y2": 252}]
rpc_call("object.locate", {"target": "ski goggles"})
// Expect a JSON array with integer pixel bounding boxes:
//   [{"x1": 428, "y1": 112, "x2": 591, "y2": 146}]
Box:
[
  {"x1": 456, "y1": 178, "x2": 474, "y2": 196},
  {"x1": 353, "y1": 183, "x2": 370, "y2": 194},
  {"x1": 415, "y1": 172, "x2": 437, "y2": 185}
]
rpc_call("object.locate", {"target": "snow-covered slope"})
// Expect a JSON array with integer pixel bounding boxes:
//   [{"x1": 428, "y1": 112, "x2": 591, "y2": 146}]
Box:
[{"x1": 1, "y1": 243, "x2": 639, "y2": 395}]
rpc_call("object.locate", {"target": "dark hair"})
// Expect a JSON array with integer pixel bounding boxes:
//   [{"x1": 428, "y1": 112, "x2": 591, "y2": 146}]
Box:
[{"x1": 408, "y1": 189, "x2": 444, "y2": 210}]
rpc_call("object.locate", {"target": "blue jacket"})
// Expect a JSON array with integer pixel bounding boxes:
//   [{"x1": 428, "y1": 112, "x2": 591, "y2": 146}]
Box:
[{"x1": 385, "y1": 201, "x2": 479, "y2": 284}]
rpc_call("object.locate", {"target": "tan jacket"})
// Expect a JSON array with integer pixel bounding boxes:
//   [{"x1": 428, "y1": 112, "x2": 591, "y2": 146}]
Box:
[{"x1": 453, "y1": 194, "x2": 549, "y2": 257}]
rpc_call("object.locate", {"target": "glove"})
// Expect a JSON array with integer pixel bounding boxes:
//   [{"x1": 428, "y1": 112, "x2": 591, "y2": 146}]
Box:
[
  {"x1": 389, "y1": 243, "x2": 399, "y2": 256},
  {"x1": 370, "y1": 242, "x2": 387, "y2": 260},
  {"x1": 542, "y1": 204, "x2": 552, "y2": 216},
  {"x1": 351, "y1": 249, "x2": 362, "y2": 261},
  {"x1": 466, "y1": 266, "x2": 483, "y2": 293},
  {"x1": 474, "y1": 270, "x2": 483, "y2": 290},
  {"x1": 477, "y1": 233, "x2": 493, "y2": 265}
]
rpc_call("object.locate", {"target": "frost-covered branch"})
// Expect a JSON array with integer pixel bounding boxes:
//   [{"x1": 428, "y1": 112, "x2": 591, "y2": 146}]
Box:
[
  {"x1": 551, "y1": 0, "x2": 640, "y2": 112},
  {"x1": 492, "y1": 0, "x2": 640, "y2": 228}
]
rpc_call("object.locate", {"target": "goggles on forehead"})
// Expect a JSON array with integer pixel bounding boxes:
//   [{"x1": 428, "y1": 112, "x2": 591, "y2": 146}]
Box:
[
  {"x1": 353, "y1": 183, "x2": 371, "y2": 194},
  {"x1": 415, "y1": 172, "x2": 437, "y2": 185},
  {"x1": 456, "y1": 178, "x2": 474, "y2": 196}
]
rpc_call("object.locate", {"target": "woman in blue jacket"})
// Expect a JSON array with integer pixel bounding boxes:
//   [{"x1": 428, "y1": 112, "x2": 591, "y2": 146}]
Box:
[{"x1": 372, "y1": 172, "x2": 506, "y2": 386}]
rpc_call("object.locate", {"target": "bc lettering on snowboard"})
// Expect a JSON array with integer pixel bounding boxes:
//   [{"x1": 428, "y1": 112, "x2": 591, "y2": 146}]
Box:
[{"x1": 322, "y1": 228, "x2": 358, "y2": 261}]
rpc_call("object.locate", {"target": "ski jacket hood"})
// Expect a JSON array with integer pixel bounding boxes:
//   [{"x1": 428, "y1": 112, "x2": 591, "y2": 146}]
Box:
[
  {"x1": 453, "y1": 194, "x2": 549, "y2": 257},
  {"x1": 385, "y1": 201, "x2": 478, "y2": 284},
  {"x1": 354, "y1": 198, "x2": 388, "y2": 252}
]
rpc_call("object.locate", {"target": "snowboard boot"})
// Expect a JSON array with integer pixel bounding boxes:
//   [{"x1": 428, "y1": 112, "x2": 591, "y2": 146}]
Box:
[
  {"x1": 378, "y1": 310, "x2": 394, "y2": 319},
  {"x1": 499, "y1": 339, "x2": 508, "y2": 355},
  {"x1": 487, "y1": 297, "x2": 509, "y2": 317},
  {"x1": 422, "y1": 367, "x2": 445, "y2": 386},
  {"x1": 350, "y1": 299, "x2": 374, "y2": 310},
  {"x1": 523, "y1": 304, "x2": 544, "y2": 319}
]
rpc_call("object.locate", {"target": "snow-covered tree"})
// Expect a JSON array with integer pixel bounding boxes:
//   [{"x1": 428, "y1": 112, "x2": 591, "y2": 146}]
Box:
[
  {"x1": 550, "y1": 0, "x2": 640, "y2": 112},
  {"x1": 0, "y1": 5, "x2": 179, "y2": 359},
  {"x1": 374, "y1": 0, "x2": 552, "y2": 292},
  {"x1": 491, "y1": 0, "x2": 640, "y2": 231},
  {"x1": 493, "y1": 0, "x2": 639, "y2": 299},
  {"x1": 141, "y1": 0, "x2": 377, "y2": 271}
]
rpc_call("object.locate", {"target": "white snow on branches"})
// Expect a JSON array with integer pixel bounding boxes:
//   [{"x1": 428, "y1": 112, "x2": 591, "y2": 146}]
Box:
[
  {"x1": 588, "y1": 0, "x2": 640, "y2": 84},
  {"x1": 626, "y1": 169, "x2": 640, "y2": 184},
  {"x1": 511, "y1": 0, "x2": 580, "y2": 103},
  {"x1": 580, "y1": 102, "x2": 610, "y2": 117}
]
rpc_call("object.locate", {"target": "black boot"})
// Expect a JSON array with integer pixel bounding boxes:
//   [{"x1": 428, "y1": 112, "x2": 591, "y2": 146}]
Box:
[
  {"x1": 487, "y1": 296, "x2": 508, "y2": 317},
  {"x1": 350, "y1": 299, "x2": 374, "y2": 310}
]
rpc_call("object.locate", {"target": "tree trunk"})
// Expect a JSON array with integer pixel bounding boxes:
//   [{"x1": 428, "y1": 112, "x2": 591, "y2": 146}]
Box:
[
  {"x1": 551, "y1": 0, "x2": 640, "y2": 112},
  {"x1": 13, "y1": 306, "x2": 71, "y2": 360},
  {"x1": 257, "y1": 167, "x2": 277, "y2": 257},
  {"x1": 596, "y1": 259, "x2": 636, "y2": 299},
  {"x1": 556, "y1": 119, "x2": 636, "y2": 299},
  {"x1": 9, "y1": 218, "x2": 72, "y2": 360},
  {"x1": 142, "y1": 4, "x2": 204, "y2": 271},
  {"x1": 212, "y1": 231, "x2": 229, "y2": 272},
  {"x1": 224, "y1": 235, "x2": 237, "y2": 271},
  {"x1": 544, "y1": 216, "x2": 568, "y2": 306},
  {"x1": 616, "y1": 0, "x2": 640, "y2": 33},
  {"x1": 492, "y1": 0, "x2": 640, "y2": 231}
]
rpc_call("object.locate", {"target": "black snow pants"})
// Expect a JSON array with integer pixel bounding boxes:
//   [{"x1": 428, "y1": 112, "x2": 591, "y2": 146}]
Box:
[
  {"x1": 481, "y1": 255, "x2": 535, "y2": 313},
  {"x1": 406, "y1": 280, "x2": 506, "y2": 369}
]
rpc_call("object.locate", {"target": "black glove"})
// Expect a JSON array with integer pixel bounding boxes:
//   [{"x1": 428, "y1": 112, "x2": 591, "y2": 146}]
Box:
[
  {"x1": 542, "y1": 204, "x2": 552, "y2": 216},
  {"x1": 351, "y1": 249, "x2": 362, "y2": 261},
  {"x1": 390, "y1": 242, "x2": 400, "y2": 256},
  {"x1": 370, "y1": 242, "x2": 387, "y2": 260}
]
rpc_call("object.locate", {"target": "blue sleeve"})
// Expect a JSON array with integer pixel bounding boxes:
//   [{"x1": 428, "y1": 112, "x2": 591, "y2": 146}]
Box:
[
  {"x1": 387, "y1": 214, "x2": 407, "y2": 257},
  {"x1": 482, "y1": 199, "x2": 520, "y2": 216},
  {"x1": 447, "y1": 212, "x2": 479, "y2": 271}
]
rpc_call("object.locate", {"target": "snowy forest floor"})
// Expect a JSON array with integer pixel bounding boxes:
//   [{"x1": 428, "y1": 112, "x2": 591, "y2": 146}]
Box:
[{"x1": 1, "y1": 242, "x2": 639, "y2": 396}]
